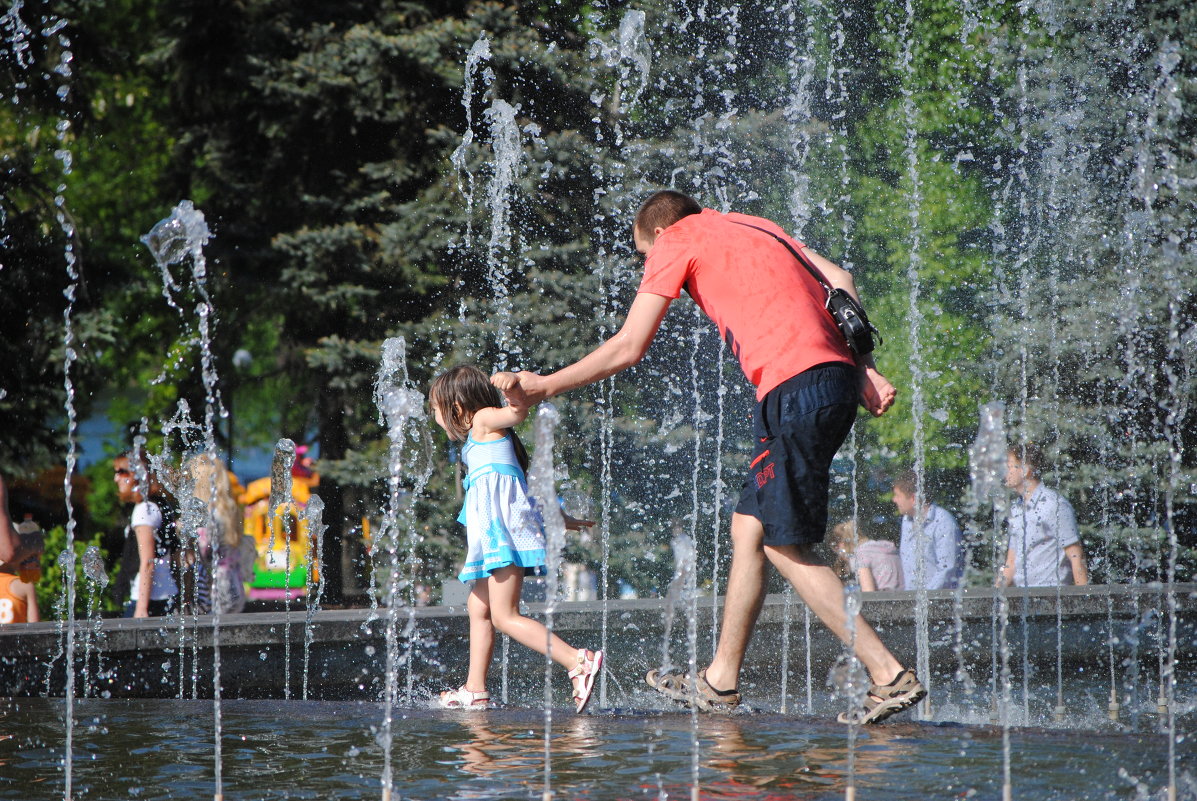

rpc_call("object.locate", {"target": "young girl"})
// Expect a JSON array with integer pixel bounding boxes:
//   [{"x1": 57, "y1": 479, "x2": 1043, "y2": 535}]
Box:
[
  {"x1": 187, "y1": 454, "x2": 252, "y2": 614},
  {"x1": 828, "y1": 520, "x2": 904, "y2": 592},
  {"x1": 429, "y1": 365, "x2": 603, "y2": 712}
]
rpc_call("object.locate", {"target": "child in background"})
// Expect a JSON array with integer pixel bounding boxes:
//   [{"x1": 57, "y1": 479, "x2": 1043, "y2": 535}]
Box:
[
  {"x1": 827, "y1": 520, "x2": 904, "y2": 592},
  {"x1": 429, "y1": 365, "x2": 603, "y2": 712},
  {"x1": 187, "y1": 454, "x2": 250, "y2": 614},
  {"x1": 0, "y1": 523, "x2": 43, "y2": 624}
]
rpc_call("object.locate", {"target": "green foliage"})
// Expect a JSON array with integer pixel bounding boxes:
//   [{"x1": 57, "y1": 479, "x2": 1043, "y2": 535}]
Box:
[
  {"x1": 36, "y1": 525, "x2": 119, "y2": 617},
  {"x1": 4, "y1": 0, "x2": 1194, "y2": 599}
]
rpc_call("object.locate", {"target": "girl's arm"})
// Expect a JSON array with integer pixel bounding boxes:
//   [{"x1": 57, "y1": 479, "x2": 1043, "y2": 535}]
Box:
[
  {"x1": 472, "y1": 372, "x2": 530, "y2": 435},
  {"x1": 562, "y1": 512, "x2": 595, "y2": 532},
  {"x1": 858, "y1": 566, "x2": 878, "y2": 592},
  {"x1": 134, "y1": 524, "x2": 155, "y2": 618}
]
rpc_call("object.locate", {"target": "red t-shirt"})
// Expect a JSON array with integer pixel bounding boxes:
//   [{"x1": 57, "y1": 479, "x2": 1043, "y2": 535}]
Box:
[{"x1": 637, "y1": 208, "x2": 853, "y2": 399}]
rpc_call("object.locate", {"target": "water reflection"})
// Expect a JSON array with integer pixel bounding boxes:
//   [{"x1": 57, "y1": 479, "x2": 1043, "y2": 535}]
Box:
[
  {"x1": 448, "y1": 715, "x2": 603, "y2": 795},
  {"x1": 2, "y1": 698, "x2": 1187, "y2": 801},
  {"x1": 442, "y1": 712, "x2": 945, "y2": 800}
]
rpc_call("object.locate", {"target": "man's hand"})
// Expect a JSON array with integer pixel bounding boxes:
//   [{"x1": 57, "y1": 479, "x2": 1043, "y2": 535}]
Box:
[
  {"x1": 490, "y1": 371, "x2": 532, "y2": 411},
  {"x1": 512, "y1": 371, "x2": 552, "y2": 405},
  {"x1": 859, "y1": 367, "x2": 897, "y2": 417}
]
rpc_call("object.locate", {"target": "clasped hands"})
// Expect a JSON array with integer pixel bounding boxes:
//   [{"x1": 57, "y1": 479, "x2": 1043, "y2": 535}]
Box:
[{"x1": 488, "y1": 370, "x2": 593, "y2": 533}]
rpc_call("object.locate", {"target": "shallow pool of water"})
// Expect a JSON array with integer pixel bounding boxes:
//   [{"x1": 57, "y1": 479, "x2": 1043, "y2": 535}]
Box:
[{"x1": 2, "y1": 697, "x2": 1192, "y2": 800}]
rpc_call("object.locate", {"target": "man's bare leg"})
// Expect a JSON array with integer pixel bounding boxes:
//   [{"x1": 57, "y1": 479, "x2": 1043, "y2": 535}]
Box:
[
  {"x1": 764, "y1": 543, "x2": 904, "y2": 686},
  {"x1": 703, "y1": 513, "x2": 768, "y2": 692}
]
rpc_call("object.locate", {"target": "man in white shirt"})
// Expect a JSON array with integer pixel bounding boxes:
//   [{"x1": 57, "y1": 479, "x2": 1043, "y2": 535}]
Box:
[
  {"x1": 998, "y1": 444, "x2": 1089, "y2": 587},
  {"x1": 892, "y1": 470, "x2": 961, "y2": 590}
]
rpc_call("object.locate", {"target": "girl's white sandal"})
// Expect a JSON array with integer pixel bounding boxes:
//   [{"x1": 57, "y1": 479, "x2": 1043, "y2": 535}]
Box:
[
  {"x1": 568, "y1": 649, "x2": 604, "y2": 713},
  {"x1": 438, "y1": 686, "x2": 491, "y2": 710}
]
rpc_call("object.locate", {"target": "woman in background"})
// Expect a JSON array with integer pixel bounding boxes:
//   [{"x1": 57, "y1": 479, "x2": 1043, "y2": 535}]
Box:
[{"x1": 115, "y1": 451, "x2": 178, "y2": 617}]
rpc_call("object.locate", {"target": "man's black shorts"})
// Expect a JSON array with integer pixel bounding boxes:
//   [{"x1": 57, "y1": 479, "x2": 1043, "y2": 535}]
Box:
[{"x1": 735, "y1": 362, "x2": 857, "y2": 547}]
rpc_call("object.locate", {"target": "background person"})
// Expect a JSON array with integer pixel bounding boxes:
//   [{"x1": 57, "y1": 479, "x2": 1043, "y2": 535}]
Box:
[
  {"x1": 187, "y1": 454, "x2": 250, "y2": 614},
  {"x1": 828, "y1": 520, "x2": 904, "y2": 592},
  {"x1": 114, "y1": 451, "x2": 178, "y2": 618},
  {"x1": 505, "y1": 190, "x2": 924, "y2": 724},
  {"x1": 891, "y1": 469, "x2": 961, "y2": 590},
  {"x1": 0, "y1": 523, "x2": 42, "y2": 624},
  {"x1": 998, "y1": 443, "x2": 1089, "y2": 588},
  {"x1": 0, "y1": 474, "x2": 34, "y2": 566}
]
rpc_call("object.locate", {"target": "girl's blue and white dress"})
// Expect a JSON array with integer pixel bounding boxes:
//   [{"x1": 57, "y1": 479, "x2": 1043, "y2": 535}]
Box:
[{"x1": 457, "y1": 433, "x2": 547, "y2": 583}]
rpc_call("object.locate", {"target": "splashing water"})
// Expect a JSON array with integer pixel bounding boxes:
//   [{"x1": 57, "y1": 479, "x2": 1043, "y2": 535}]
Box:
[
  {"x1": 970, "y1": 402, "x2": 1008, "y2": 503},
  {"x1": 450, "y1": 34, "x2": 493, "y2": 247},
  {"x1": 591, "y1": 10, "x2": 651, "y2": 110},
  {"x1": 269, "y1": 439, "x2": 297, "y2": 519},
  {"x1": 373, "y1": 336, "x2": 430, "y2": 801},
  {"x1": 483, "y1": 98, "x2": 524, "y2": 369},
  {"x1": 141, "y1": 199, "x2": 211, "y2": 313},
  {"x1": 527, "y1": 402, "x2": 567, "y2": 801},
  {"x1": 303, "y1": 495, "x2": 328, "y2": 700}
]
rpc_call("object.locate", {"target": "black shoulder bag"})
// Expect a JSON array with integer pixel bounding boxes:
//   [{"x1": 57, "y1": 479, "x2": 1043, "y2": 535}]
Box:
[{"x1": 732, "y1": 221, "x2": 882, "y2": 356}]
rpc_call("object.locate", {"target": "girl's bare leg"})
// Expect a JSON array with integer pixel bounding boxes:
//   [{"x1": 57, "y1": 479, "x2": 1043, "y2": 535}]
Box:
[
  {"x1": 487, "y1": 565, "x2": 584, "y2": 669},
  {"x1": 464, "y1": 580, "x2": 496, "y2": 692}
]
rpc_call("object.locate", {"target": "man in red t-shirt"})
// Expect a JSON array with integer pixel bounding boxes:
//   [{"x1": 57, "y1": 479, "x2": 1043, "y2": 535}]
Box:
[{"x1": 506, "y1": 190, "x2": 924, "y2": 723}]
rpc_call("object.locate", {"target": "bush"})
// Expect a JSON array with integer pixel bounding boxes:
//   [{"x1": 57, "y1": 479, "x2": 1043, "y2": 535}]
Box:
[{"x1": 36, "y1": 526, "x2": 120, "y2": 618}]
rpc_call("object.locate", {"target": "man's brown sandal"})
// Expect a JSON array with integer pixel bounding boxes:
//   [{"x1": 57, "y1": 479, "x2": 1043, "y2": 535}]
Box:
[
  {"x1": 836, "y1": 669, "x2": 926, "y2": 724},
  {"x1": 645, "y1": 667, "x2": 741, "y2": 712}
]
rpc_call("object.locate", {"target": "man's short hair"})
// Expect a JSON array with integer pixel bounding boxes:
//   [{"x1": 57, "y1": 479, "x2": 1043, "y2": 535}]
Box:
[
  {"x1": 634, "y1": 190, "x2": 702, "y2": 236},
  {"x1": 893, "y1": 469, "x2": 919, "y2": 497},
  {"x1": 1008, "y1": 442, "x2": 1046, "y2": 477}
]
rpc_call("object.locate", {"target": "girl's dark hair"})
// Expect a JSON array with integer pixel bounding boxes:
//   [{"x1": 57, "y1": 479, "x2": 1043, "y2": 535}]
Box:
[{"x1": 429, "y1": 365, "x2": 530, "y2": 473}]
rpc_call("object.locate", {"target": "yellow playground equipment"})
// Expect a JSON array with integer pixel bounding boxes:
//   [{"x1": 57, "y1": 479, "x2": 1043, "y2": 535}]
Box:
[{"x1": 239, "y1": 474, "x2": 319, "y2": 600}]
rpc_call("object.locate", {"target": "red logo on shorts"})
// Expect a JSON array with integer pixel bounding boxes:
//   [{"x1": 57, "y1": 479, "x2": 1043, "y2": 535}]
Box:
[{"x1": 755, "y1": 462, "x2": 776, "y2": 489}]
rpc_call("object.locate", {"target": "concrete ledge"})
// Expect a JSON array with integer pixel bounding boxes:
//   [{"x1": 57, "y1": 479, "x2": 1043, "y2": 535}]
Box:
[{"x1": 1, "y1": 583, "x2": 1192, "y2": 702}]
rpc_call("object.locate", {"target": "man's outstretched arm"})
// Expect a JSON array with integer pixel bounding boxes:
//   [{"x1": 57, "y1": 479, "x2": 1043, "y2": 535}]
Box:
[{"x1": 513, "y1": 293, "x2": 672, "y2": 404}]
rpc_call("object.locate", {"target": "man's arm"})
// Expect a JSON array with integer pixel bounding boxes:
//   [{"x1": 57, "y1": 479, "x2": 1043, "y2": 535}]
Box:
[
  {"x1": 803, "y1": 248, "x2": 896, "y2": 417},
  {"x1": 1065, "y1": 543, "x2": 1088, "y2": 585},
  {"x1": 515, "y1": 293, "x2": 672, "y2": 403},
  {"x1": 0, "y1": 474, "x2": 26, "y2": 565},
  {"x1": 133, "y1": 524, "x2": 156, "y2": 618},
  {"x1": 803, "y1": 247, "x2": 861, "y2": 303},
  {"x1": 996, "y1": 546, "x2": 1016, "y2": 588}
]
